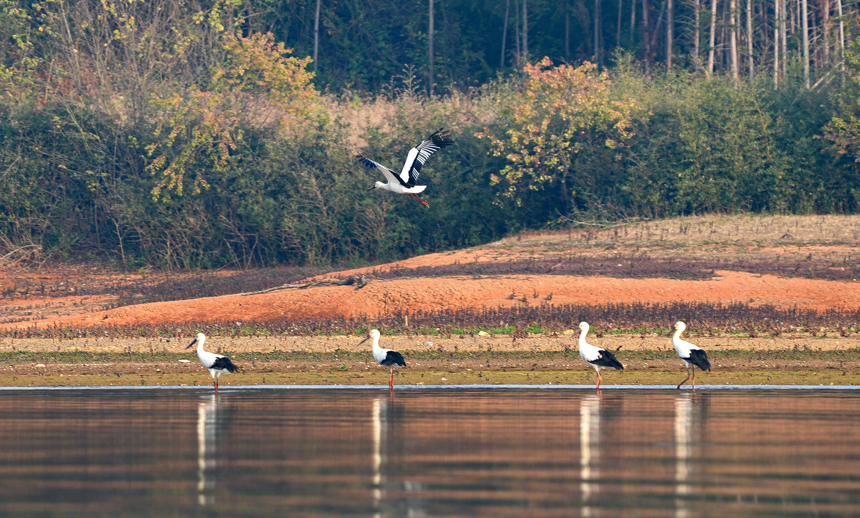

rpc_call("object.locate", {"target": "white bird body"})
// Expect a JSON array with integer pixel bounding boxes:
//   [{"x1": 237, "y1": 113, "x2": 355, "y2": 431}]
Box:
[
  {"x1": 670, "y1": 322, "x2": 711, "y2": 390},
  {"x1": 187, "y1": 333, "x2": 239, "y2": 393},
  {"x1": 371, "y1": 170, "x2": 428, "y2": 195},
  {"x1": 360, "y1": 329, "x2": 406, "y2": 392},
  {"x1": 578, "y1": 322, "x2": 624, "y2": 390},
  {"x1": 357, "y1": 129, "x2": 453, "y2": 207}
]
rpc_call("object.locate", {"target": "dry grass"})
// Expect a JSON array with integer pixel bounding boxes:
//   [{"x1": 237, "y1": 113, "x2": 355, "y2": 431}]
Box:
[
  {"x1": 496, "y1": 214, "x2": 860, "y2": 251},
  {"x1": 329, "y1": 84, "x2": 505, "y2": 151},
  {"x1": 473, "y1": 214, "x2": 860, "y2": 271},
  {"x1": 3, "y1": 299, "x2": 858, "y2": 339}
]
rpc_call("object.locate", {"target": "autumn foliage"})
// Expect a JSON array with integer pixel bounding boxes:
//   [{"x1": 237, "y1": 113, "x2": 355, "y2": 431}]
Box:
[
  {"x1": 479, "y1": 58, "x2": 641, "y2": 206},
  {"x1": 146, "y1": 33, "x2": 320, "y2": 200}
]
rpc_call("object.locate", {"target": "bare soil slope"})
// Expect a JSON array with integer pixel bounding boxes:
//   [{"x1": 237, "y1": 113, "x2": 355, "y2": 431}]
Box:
[{"x1": 2, "y1": 214, "x2": 860, "y2": 330}]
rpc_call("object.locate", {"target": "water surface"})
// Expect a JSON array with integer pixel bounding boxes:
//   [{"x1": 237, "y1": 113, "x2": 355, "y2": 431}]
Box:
[{"x1": 0, "y1": 387, "x2": 858, "y2": 517}]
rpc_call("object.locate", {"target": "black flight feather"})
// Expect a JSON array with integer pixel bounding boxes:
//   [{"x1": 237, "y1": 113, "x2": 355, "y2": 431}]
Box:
[
  {"x1": 406, "y1": 128, "x2": 453, "y2": 186},
  {"x1": 590, "y1": 349, "x2": 624, "y2": 370},
  {"x1": 684, "y1": 349, "x2": 711, "y2": 372},
  {"x1": 381, "y1": 350, "x2": 406, "y2": 367},
  {"x1": 210, "y1": 356, "x2": 239, "y2": 373}
]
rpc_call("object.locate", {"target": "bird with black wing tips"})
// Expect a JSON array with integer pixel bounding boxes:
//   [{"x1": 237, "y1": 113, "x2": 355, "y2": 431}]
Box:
[
  {"x1": 577, "y1": 322, "x2": 624, "y2": 390},
  {"x1": 356, "y1": 128, "x2": 453, "y2": 207},
  {"x1": 187, "y1": 333, "x2": 239, "y2": 393},
  {"x1": 669, "y1": 321, "x2": 711, "y2": 390},
  {"x1": 359, "y1": 329, "x2": 406, "y2": 393}
]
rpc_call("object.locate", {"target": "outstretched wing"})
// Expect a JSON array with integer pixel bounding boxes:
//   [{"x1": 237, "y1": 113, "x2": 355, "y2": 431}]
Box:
[
  {"x1": 399, "y1": 128, "x2": 453, "y2": 186},
  {"x1": 357, "y1": 155, "x2": 406, "y2": 187}
]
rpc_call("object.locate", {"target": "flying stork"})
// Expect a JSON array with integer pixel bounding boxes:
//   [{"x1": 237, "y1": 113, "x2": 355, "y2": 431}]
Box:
[{"x1": 356, "y1": 128, "x2": 453, "y2": 207}]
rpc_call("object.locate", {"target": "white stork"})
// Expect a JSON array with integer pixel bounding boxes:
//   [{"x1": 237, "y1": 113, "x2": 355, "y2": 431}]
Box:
[
  {"x1": 578, "y1": 322, "x2": 624, "y2": 390},
  {"x1": 186, "y1": 333, "x2": 239, "y2": 393},
  {"x1": 356, "y1": 128, "x2": 453, "y2": 207},
  {"x1": 359, "y1": 329, "x2": 406, "y2": 393},
  {"x1": 670, "y1": 321, "x2": 711, "y2": 390}
]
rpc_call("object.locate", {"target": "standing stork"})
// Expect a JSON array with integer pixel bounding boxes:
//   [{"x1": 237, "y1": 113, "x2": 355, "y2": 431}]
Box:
[
  {"x1": 670, "y1": 322, "x2": 711, "y2": 390},
  {"x1": 356, "y1": 128, "x2": 454, "y2": 207},
  {"x1": 359, "y1": 329, "x2": 406, "y2": 393},
  {"x1": 187, "y1": 333, "x2": 239, "y2": 394},
  {"x1": 577, "y1": 322, "x2": 624, "y2": 390}
]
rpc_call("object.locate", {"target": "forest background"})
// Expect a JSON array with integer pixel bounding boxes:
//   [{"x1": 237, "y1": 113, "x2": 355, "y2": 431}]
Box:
[{"x1": 1, "y1": 0, "x2": 860, "y2": 271}]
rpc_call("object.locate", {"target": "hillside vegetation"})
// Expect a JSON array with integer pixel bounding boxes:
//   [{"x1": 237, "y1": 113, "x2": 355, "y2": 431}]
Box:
[{"x1": 1, "y1": 1, "x2": 859, "y2": 271}]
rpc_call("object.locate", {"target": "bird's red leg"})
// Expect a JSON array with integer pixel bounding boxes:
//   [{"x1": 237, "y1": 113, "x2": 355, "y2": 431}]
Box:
[
  {"x1": 677, "y1": 365, "x2": 690, "y2": 389},
  {"x1": 692, "y1": 369, "x2": 696, "y2": 391},
  {"x1": 407, "y1": 193, "x2": 429, "y2": 207},
  {"x1": 389, "y1": 367, "x2": 394, "y2": 393},
  {"x1": 595, "y1": 370, "x2": 602, "y2": 390}
]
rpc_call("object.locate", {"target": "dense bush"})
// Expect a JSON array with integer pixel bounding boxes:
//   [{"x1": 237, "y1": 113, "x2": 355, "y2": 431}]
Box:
[{"x1": 0, "y1": 1, "x2": 858, "y2": 270}]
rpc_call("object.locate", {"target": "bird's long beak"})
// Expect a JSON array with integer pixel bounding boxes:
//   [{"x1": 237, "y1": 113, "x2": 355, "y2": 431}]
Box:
[
  {"x1": 186, "y1": 339, "x2": 197, "y2": 349},
  {"x1": 358, "y1": 335, "x2": 371, "y2": 345},
  {"x1": 368, "y1": 185, "x2": 375, "y2": 191},
  {"x1": 664, "y1": 328, "x2": 675, "y2": 337}
]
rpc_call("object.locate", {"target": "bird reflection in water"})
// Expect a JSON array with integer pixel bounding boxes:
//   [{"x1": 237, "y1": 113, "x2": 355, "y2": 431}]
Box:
[
  {"x1": 674, "y1": 393, "x2": 709, "y2": 517},
  {"x1": 674, "y1": 393, "x2": 693, "y2": 518},
  {"x1": 371, "y1": 395, "x2": 426, "y2": 517},
  {"x1": 579, "y1": 395, "x2": 600, "y2": 517},
  {"x1": 372, "y1": 396, "x2": 384, "y2": 518},
  {"x1": 197, "y1": 395, "x2": 218, "y2": 506}
]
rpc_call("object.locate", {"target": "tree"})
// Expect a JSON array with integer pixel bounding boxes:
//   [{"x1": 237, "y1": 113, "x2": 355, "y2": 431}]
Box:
[
  {"x1": 146, "y1": 32, "x2": 319, "y2": 201},
  {"x1": 823, "y1": 39, "x2": 860, "y2": 162},
  {"x1": 477, "y1": 58, "x2": 641, "y2": 209}
]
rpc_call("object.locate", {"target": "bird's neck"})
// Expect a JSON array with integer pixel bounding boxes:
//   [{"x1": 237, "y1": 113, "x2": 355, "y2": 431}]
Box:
[
  {"x1": 578, "y1": 330, "x2": 588, "y2": 348},
  {"x1": 371, "y1": 339, "x2": 382, "y2": 353},
  {"x1": 673, "y1": 330, "x2": 683, "y2": 340}
]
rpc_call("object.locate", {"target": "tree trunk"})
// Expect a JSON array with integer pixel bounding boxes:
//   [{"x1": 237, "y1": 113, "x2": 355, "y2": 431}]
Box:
[
  {"x1": 595, "y1": 0, "x2": 601, "y2": 64},
  {"x1": 313, "y1": 0, "x2": 321, "y2": 74},
  {"x1": 708, "y1": 0, "x2": 717, "y2": 77},
  {"x1": 730, "y1": 0, "x2": 739, "y2": 80},
  {"x1": 837, "y1": 0, "x2": 845, "y2": 79},
  {"x1": 721, "y1": 1, "x2": 728, "y2": 72},
  {"x1": 774, "y1": 0, "x2": 780, "y2": 86},
  {"x1": 667, "y1": 0, "x2": 673, "y2": 72},
  {"x1": 522, "y1": 0, "x2": 528, "y2": 65},
  {"x1": 823, "y1": 0, "x2": 830, "y2": 65},
  {"x1": 631, "y1": 0, "x2": 637, "y2": 45},
  {"x1": 501, "y1": 0, "x2": 510, "y2": 67},
  {"x1": 802, "y1": 0, "x2": 809, "y2": 88},
  {"x1": 429, "y1": 0, "x2": 434, "y2": 94},
  {"x1": 694, "y1": 0, "x2": 700, "y2": 69},
  {"x1": 514, "y1": 0, "x2": 521, "y2": 68},
  {"x1": 642, "y1": 0, "x2": 651, "y2": 74},
  {"x1": 747, "y1": 0, "x2": 754, "y2": 78},
  {"x1": 781, "y1": 0, "x2": 787, "y2": 77},
  {"x1": 618, "y1": 0, "x2": 623, "y2": 48}
]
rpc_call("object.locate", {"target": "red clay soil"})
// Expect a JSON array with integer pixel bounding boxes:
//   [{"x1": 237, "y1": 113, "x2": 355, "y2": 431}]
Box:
[{"x1": 1, "y1": 268, "x2": 858, "y2": 330}]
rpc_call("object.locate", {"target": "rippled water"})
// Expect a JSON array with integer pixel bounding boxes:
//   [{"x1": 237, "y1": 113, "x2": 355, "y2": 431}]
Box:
[{"x1": 0, "y1": 386, "x2": 858, "y2": 517}]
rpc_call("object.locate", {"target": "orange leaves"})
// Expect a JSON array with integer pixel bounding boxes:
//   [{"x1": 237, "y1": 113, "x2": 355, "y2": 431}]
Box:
[
  {"x1": 146, "y1": 32, "x2": 320, "y2": 202},
  {"x1": 477, "y1": 58, "x2": 641, "y2": 206}
]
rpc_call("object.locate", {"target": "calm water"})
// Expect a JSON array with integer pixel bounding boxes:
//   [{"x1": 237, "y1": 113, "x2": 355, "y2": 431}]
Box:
[{"x1": 0, "y1": 386, "x2": 858, "y2": 517}]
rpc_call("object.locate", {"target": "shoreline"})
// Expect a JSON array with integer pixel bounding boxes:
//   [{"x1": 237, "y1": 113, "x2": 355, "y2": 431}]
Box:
[{"x1": 1, "y1": 335, "x2": 858, "y2": 387}]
